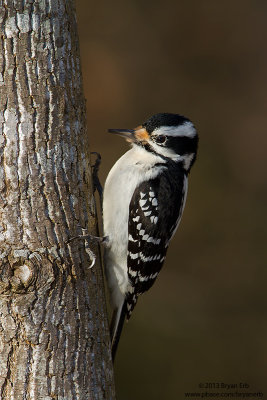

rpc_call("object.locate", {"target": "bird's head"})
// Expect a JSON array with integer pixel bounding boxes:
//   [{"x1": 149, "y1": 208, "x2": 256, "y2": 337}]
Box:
[{"x1": 108, "y1": 113, "x2": 198, "y2": 171}]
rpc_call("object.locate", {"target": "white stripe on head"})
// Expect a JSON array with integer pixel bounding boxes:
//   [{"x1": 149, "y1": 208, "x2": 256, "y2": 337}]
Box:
[
  {"x1": 180, "y1": 153, "x2": 194, "y2": 170},
  {"x1": 147, "y1": 141, "x2": 195, "y2": 168},
  {"x1": 148, "y1": 142, "x2": 180, "y2": 161},
  {"x1": 152, "y1": 121, "x2": 196, "y2": 138}
]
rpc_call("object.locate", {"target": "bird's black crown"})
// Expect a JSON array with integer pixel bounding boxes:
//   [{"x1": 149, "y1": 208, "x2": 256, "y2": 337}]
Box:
[{"x1": 143, "y1": 113, "x2": 191, "y2": 134}]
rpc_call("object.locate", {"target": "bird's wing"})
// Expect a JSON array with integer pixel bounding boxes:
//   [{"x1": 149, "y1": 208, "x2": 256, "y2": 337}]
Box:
[{"x1": 126, "y1": 170, "x2": 187, "y2": 318}]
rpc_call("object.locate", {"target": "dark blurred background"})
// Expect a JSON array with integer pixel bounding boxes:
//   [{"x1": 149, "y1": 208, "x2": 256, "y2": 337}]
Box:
[{"x1": 76, "y1": 1, "x2": 267, "y2": 398}]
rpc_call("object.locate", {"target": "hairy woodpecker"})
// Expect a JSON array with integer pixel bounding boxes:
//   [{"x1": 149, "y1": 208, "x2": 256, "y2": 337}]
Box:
[{"x1": 103, "y1": 113, "x2": 198, "y2": 359}]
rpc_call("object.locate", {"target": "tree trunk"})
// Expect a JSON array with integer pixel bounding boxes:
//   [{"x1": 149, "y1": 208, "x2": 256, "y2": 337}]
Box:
[{"x1": 0, "y1": 1, "x2": 115, "y2": 399}]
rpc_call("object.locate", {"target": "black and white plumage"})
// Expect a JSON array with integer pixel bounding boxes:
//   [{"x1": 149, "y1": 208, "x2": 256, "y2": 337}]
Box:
[{"x1": 103, "y1": 113, "x2": 198, "y2": 360}]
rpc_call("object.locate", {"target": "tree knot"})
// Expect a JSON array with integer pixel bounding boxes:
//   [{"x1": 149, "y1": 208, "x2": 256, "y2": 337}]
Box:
[{"x1": 0, "y1": 248, "x2": 55, "y2": 295}]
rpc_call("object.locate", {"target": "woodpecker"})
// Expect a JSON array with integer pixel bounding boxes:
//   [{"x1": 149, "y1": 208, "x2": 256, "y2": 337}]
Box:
[{"x1": 103, "y1": 113, "x2": 198, "y2": 359}]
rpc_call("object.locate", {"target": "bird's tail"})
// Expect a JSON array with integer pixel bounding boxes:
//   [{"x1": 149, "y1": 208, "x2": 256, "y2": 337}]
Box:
[{"x1": 110, "y1": 300, "x2": 127, "y2": 361}]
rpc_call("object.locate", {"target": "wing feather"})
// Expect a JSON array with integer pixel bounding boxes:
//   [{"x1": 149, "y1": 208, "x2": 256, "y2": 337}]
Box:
[{"x1": 126, "y1": 167, "x2": 187, "y2": 318}]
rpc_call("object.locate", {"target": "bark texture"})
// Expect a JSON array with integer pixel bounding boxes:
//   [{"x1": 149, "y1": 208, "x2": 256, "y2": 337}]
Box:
[{"x1": 0, "y1": 0, "x2": 115, "y2": 398}]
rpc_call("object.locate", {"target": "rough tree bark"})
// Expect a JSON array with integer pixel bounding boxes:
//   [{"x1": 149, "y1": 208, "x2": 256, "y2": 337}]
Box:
[{"x1": 0, "y1": 0, "x2": 115, "y2": 399}]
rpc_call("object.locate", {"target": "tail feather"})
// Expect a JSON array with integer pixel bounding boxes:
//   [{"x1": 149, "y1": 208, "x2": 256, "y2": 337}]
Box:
[{"x1": 110, "y1": 300, "x2": 127, "y2": 361}]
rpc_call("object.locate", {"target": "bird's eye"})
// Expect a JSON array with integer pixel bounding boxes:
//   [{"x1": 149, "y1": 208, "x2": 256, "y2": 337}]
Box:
[{"x1": 154, "y1": 135, "x2": 167, "y2": 145}]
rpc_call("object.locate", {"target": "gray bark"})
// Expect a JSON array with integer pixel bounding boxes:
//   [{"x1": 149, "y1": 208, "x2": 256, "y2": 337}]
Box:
[{"x1": 0, "y1": 0, "x2": 115, "y2": 399}]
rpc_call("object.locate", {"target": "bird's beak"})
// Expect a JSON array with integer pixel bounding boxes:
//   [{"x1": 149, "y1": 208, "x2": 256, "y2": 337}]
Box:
[
  {"x1": 108, "y1": 129, "x2": 136, "y2": 142},
  {"x1": 108, "y1": 126, "x2": 149, "y2": 143}
]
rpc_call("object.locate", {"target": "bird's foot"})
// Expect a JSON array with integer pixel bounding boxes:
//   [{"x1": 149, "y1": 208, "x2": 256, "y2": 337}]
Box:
[
  {"x1": 91, "y1": 152, "x2": 103, "y2": 207},
  {"x1": 68, "y1": 228, "x2": 109, "y2": 268}
]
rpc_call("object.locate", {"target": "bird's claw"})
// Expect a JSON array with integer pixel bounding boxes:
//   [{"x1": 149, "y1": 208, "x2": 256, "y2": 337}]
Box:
[
  {"x1": 91, "y1": 152, "x2": 103, "y2": 207},
  {"x1": 67, "y1": 230, "x2": 109, "y2": 267}
]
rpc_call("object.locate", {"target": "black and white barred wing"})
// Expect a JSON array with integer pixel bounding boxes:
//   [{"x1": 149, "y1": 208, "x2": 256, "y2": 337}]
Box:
[{"x1": 126, "y1": 173, "x2": 187, "y2": 318}]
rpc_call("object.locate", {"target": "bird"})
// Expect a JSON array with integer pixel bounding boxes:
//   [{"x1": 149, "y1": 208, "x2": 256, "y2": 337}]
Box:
[{"x1": 103, "y1": 113, "x2": 198, "y2": 360}]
